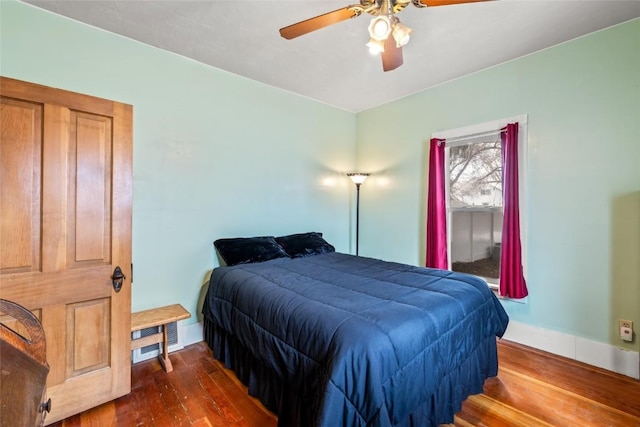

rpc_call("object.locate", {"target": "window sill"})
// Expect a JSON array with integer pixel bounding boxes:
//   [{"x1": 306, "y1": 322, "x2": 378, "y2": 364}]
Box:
[
  {"x1": 484, "y1": 278, "x2": 528, "y2": 304},
  {"x1": 492, "y1": 288, "x2": 528, "y2": 304}
]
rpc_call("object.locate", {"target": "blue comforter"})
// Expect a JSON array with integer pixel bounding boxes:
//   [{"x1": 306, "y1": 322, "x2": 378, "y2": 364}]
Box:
[{"x1": 203, "y1": 252, "x2": 509, "y2": 426}]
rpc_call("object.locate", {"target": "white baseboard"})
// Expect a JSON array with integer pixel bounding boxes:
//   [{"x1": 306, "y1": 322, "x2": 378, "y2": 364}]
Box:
[
  {"x1": 183, "y1": 321, "x2": 204, "y2": 347},
  {"x1": 181, "y1": 319, "x2": 640, "y2": 379},
  {"x1": 503, "y1": 320, "x2": 640, "y2": 379}
]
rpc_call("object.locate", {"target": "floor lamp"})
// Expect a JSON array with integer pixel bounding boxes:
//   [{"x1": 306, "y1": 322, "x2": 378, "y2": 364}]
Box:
[{"x1": 347, "y1": 173, "x2": 370, "y2": 256}]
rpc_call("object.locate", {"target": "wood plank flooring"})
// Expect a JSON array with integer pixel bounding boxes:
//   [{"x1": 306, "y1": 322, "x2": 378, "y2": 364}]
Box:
[{"x1": 49, "y1": 339, "x2": 640, "y2": 426}]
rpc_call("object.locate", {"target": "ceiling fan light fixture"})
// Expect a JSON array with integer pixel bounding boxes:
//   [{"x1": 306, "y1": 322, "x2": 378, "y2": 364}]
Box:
[
  {"x1": 278, "y1": 0, "x2": 490, "y2": 72},
  {"x1": 392, "y1": 21, "x2": 413, "y2": 47},
  {"x1": 366, "y1": 37, "x2": 386, "y2": 55},
  {"x1": 368, "y1": 16, "x2": 392, "y2": 41}
]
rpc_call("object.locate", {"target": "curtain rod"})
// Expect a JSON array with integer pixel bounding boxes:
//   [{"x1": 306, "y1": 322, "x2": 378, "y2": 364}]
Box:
[{"x1": 442, "y1": 128, "x2": 503, "y2": 145}]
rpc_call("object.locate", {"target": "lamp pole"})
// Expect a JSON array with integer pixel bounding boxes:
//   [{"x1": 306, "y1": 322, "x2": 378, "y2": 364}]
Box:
[
  {"x1": 355, "y1": 182, "x2": 361, "y2": 256},
  {"x1": 347, "y1": 173, "x2": 370, "y2": 256}
]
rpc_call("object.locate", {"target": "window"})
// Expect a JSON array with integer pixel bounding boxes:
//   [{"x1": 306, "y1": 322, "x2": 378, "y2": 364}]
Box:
[
  {"x1": 447, "y1": 137, "x2": 503, "y2": 283},
  {"x1": 431, "y1": 115, "x2": 528, "y2": 291}
]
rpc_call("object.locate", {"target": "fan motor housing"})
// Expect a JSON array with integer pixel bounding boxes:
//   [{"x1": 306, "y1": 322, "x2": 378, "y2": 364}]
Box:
[{"x1": 360, "y1": 0, "x2": 412, "y2": 15}]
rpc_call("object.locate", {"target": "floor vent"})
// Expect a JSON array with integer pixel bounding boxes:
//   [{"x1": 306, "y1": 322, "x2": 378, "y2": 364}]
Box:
[{"x1": 131, "y1": 321, "x2": 184, "y2": 364}]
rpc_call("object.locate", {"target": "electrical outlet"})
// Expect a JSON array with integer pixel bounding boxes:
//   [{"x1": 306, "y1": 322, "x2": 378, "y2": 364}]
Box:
[{"x1": 619, "y1": 319, "x2": 633, "y2": 342}]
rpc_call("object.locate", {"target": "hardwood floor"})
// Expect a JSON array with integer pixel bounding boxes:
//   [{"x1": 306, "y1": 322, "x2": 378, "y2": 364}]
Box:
[
  {"x1": 49, "y1": 340, "x2": 640, "y2": 426},
  {"x1": 48, "y1": 342, "x2": 276, "y2": 427},
  {"x1": 454, "y1": 341, "x2": 640, "y2": 426}
]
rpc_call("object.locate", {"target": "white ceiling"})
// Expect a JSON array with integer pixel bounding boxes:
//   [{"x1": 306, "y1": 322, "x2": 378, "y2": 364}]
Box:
[{"x1": 23, "y1": 0, "x2": 640, "y2": 112}]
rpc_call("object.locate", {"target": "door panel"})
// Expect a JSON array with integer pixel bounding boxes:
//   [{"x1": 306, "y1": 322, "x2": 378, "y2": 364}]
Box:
[
  {"x1": 66, "y1": 298, "x2": 110, "y2": 378},
  {"x1": 0, "y1": 98, "x2": 42, "y2": 274},
  {"x1": 0, "y1": 77, "x2": 132, "y2": 424},
  {"x1": 69, "y1": 111, "x2": 112, "y2": 265}
]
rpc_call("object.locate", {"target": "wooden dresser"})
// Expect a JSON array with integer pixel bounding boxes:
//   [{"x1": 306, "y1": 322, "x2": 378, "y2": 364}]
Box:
[{"x1": 0, "y1": 299, "x2": 51, "y2": 426}]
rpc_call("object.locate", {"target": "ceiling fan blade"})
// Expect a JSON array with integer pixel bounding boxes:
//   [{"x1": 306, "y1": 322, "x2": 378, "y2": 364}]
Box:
[
  {"x1": 382, "y1": 38, "x2": 403, "y2": 72},
  {"x1": 279, "y1": 7, "x2": 361, "y2": 40},
  {"x1": 417, "y1": 0, "x2": 491, "y2": 7}
]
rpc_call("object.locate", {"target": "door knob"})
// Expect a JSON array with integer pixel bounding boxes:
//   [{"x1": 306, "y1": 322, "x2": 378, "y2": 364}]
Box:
[{"x1": 111, "y1": 266, "x2": 126, "y2": 292}]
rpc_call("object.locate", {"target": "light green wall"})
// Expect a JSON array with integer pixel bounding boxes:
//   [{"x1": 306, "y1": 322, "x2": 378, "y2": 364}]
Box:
[
  {"x1": 3, "y1": 0, "x2": 638, "y2": 352},
  {"x1": 0, "y1": 1, "x2": 357, "y2": 322},
  {"x1": 356, "y1": 18, "x2": 640, "y2": 350}
]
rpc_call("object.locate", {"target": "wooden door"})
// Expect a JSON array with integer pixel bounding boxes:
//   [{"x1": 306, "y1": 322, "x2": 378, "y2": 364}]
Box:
[{"x1": 0, "y1": 77, "x2": 132, "y2": 424}]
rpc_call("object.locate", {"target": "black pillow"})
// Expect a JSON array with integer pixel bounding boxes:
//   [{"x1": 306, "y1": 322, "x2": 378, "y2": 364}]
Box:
[
  {"x1": 214, "y1": 236, "x2": 289, "y2": 266},
  {"x1": 275, "y1": 232, "x2": 335, "y2": 258}
]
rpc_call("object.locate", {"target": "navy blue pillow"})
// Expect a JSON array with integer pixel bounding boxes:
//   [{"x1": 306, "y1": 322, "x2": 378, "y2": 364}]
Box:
[
  {"x1": 214, "y1": 236, "x2": 289, "y2": 266},
  {"x1": 275, "y1": 232, "x2": 335, "y2": 258}
]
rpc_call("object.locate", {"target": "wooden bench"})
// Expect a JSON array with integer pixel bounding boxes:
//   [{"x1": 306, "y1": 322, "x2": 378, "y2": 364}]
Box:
[{"x1": 131, "y1": 304, "x2": 191, "y2": 373}]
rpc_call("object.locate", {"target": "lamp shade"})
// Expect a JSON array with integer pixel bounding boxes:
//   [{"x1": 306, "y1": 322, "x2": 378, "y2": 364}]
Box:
[
  {"x1": 366, "y1": 38, "x2": 386, "y2": 54},
  {"x1": 347, "y1": 173, "x2": 370, "y2": 185},
  {"x1": 392, "y1": 21, "x2": 412, "y2": 47},
  {"x1": 368, "y1": 16, "x2": 392, "y2": 41}
]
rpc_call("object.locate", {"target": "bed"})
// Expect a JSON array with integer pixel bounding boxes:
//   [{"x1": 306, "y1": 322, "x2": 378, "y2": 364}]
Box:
[{"x1": 202, "y1": 234, "x2": 509, "y2": 426}]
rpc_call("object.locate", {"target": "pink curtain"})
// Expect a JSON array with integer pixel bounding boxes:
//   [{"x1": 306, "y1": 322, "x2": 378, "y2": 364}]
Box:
[
  {"x1": 500, "y1": 123, "x2": 528, "y2": 298},
  {"x1": 426, "y1": 138, "x2": 448, "y2": 269}
]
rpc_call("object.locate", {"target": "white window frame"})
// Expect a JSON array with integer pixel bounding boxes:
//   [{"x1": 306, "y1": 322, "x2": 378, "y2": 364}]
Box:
[{"x1": 432, "y1": 114, "x2": 528, "y2": 292}]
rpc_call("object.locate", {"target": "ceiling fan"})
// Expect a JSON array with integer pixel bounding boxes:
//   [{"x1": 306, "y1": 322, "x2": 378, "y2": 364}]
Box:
[{"x1": 279, "y1": 0, "x2": 489, "y2": 72}]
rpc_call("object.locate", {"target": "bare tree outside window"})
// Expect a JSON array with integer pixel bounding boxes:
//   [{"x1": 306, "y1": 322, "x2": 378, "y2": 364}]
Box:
[
  {"x1": 449, "y1": 139, "x2": 502, "y2": 280},
  {"x1": 449, "y1": 140, "x2": 502, "y2": 207}
]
